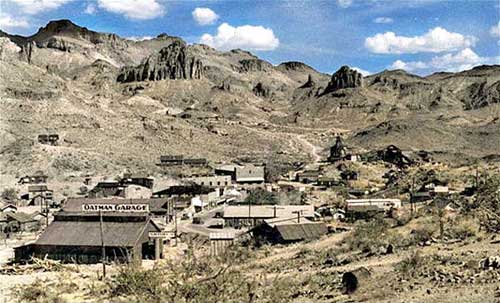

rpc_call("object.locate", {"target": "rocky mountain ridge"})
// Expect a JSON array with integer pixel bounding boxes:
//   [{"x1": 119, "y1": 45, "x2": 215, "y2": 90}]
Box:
[{"x1": 0, "y1": 19, "x2": 499, "y2": 178}]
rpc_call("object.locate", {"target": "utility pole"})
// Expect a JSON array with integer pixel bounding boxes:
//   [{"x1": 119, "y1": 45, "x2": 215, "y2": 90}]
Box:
[
  {"x1": 410, "y1": 175, "x2": 415, "y2": 215},
  {"x1": 174, "y1": 209, "x2": 177, "y2": 247},
  {"x1": 99, "y1": 210, "x2": 106, "y2": 278},
  {"x1": 266, "y1": 205, "x2": 284, "y2": 218},
  {"x1": 292, "y1": 210, "x2": 303, "y2": 223},
  {"x1": 248, "y1": 198, "x2": 252, "y2": 226}
]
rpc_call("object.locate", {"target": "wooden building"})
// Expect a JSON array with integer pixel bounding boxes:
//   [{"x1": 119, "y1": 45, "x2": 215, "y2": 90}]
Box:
[
  {"x1": 15, "y1": 213, "x2": 161, "y2": 264},
  {"x1": 38, "y1": 134, "x2": 59, "y2": 146},
  {"x1": 252, "y1": 217, "x2": 327, "y2": 244},
  {"x1": 235, "y1": 165, "x2": 265, "y2": 184},
  {"x1": 223, "y1": 205, "x2": 315, "y2": 228}
]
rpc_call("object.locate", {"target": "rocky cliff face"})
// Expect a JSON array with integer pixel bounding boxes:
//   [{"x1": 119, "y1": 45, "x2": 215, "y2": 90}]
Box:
[
  {"x1": 117, "y1": 41, "x2": 203, "y2": 82},
  {"x1": 323, "y1": 66, "x2": 363, "y2": 94}
]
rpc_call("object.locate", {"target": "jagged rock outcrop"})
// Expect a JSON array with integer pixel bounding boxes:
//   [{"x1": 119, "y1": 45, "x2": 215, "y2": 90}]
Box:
[
  {"x1": 300, "y1": 74, "x2": 316, "y2": 88},
  {"x1": 278, "y1": 61, "x2": 311, "y2": 71},
  {"x1": 117, "y1": 41, "x2": 203, "y2": 83},
  {"x1": 238, "y1": 59, "x2": 272, "y2": 73},
  {"x1": 323, "y1": 66, "x2": 363, "y2": 94},
  {"x1": 253, "y1": 82, "x2": 271, "y2": 98},
  {"x1": 464, "y1": 80, "x2": 500, "y2": 110}
]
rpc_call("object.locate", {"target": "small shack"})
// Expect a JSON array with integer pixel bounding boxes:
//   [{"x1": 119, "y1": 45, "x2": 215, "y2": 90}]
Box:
[
  {"x1": 38, "y1": 134, "x2": 59, "y2": 146},
  {"x1": 252, "y1": 217, "x2": 327, "y2": 244}
]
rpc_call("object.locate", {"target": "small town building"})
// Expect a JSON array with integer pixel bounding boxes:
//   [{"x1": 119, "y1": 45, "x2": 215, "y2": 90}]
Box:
[
  {"x1": 38, "y1": 134, "x2": 59, "y2": 146},
  {"x1": 1, "y1": 203, "x2": 17, "y2": 213},
  {"x1": 157, "y1": 155, "x2": 208, "y2": 167},
  {"x1": 121, "y1": 175, "x2": 154, "y2": 189},
  {"x1": 88, "y1": 181, "x2": 122, "y2": 198},
  {"x1": 296, "y1": 170, "x2": 321, "y2": 184},
  {"x1": 317, "y1": 177, "x2": 340, "y2": 187},
  {"x1": 185, "y1": 175, "x2": 232, "y2": 188},
  {"x1": 214, "y1": 164, "x2": 243, "y2": 180},
  {"x1": 252, "y1": 217, "x2": 327, "y2": 244},
  {"x1": 235, "y1": 165, "x2": 265, "y2": 184},
  {"x1": 3, "y1": 212, "x2": 40, "y2": 233},
  {"x1": 14, "y1": 213, "x2": 161, "y2": 264},
  {"x1": 62, "y1": 198, "x2": 170, "y2": 219},
  {"x1": 18, "y1": 172, "x2": 48, "y2": 184},
  {"x1": 345, "y1": 199, "x2": 401, "y2": 219},
  {"x1": 223, "y1": 205, "x2": 315, "y2": 228}
]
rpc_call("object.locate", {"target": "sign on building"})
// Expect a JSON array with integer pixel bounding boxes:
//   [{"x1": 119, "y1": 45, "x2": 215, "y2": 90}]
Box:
[
  {"x1": 82, "y1": 204, "x2": 149, "y2": 212},
  {"x1": 149, "y1": 231, "x2": 175, "y2": 239}
]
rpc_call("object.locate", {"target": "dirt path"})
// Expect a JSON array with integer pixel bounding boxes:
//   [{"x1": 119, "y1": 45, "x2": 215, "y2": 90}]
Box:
[{"x1": 296, "y1": 134, "x2": 321, "y2": 163}]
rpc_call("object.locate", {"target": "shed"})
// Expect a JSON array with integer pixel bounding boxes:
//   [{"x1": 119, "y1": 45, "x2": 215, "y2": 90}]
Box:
[{"x1": 253, "y1": 217, "x2": 327, "y2": 244}]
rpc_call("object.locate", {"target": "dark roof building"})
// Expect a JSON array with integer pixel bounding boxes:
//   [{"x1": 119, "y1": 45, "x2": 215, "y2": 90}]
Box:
[
  {"x1": 253, "y1": 217, "x2": 327, "y2": 244},
  {"x1": 15, "y1": 213, "x2": 161, "y2": 264}
]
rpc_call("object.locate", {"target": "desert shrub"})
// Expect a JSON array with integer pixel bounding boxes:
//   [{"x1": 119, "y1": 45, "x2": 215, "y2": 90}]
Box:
[
  {"x1": 395, "y1": 251, "x2": 425, "y2": 278},
  {"x1": 343, "y1": 217, "x2": 391, "y2": 253},
  {"x1": 1, "y1": 188, "x2": 18, "y2": 201},
  {"x1": 244, "y1": 189, "x2": 278, "y2": 205},
  {"x1": 13, "y1": 274, "x2": 78, "y2": 303},
  {"x1": 446, "y1": 216, "x2": 480, "y2": 240},
  {"x1": 108, "y1": 247, "x2": 295, "y2": 303}
]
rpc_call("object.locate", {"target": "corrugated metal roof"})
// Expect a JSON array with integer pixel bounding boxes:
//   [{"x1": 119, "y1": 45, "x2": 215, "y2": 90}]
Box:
[
  {"x1": 223, "y1": 205, "x2": 314, "y2": 219},
  {"x1": 35, "y1": 219, "x2": 160, "y2": 247},
  {"x1": 275, "y1": 223, "x2": 327, "y2": 241}
]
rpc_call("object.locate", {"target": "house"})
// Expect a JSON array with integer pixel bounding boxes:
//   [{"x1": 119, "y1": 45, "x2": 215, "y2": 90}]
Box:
[
  {"x1": 214, "y1": 164, "x2": 243, "y2": 180},
  {"x1": 345, "y1": 199, "x2": 401, "y2": 219},
  {"x1": 38, "y1": 134, "x2": 59, "y2": 146},
  {"x1": 296, "y1": 170, "x2": 321, "y2": 184},
  {"x1": 4, "y1": 212, "x2": 40, "y2": 232},
  {"x1": 14, "y1": 213, "x2": 161, "y2": 264},
  {"x1": 157, "y1": 155, "x2": 208, "y2": 167},
  {"x1": 120, "y1": 175, "x2": 154, "y2": 189},
  {"x1": 252, "y1": 217, "x2": 327, "y2": 244},
  {"x1": 88, "y1": 181, "x2": 122, "y2": 198},
  {"x1": 1, "y1": 203, "x2": 17, "y2": 213},
  {"x1": 184, "y1": 175, "x2": 232, "y2": 188},
  {"x1": 18, "y1": 172, "x2": 48, "y2": 184},
  {"x1": 223, "y1": 205, "x2": 315, "y2": 228},
  {"x1": 340, "y1": 170, "x2": 358, "y2": 181},
  {"x1": 317, "y1": 177, "x2": 341, "y2": 187},
  {"x1": 235, "y1": 165, "x2": 265, "y2": 184}
]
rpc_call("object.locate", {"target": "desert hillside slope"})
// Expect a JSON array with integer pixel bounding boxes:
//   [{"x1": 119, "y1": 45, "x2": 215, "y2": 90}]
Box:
[{"x1": 0, "y1": 19, "x2": 499, "y2": 179}]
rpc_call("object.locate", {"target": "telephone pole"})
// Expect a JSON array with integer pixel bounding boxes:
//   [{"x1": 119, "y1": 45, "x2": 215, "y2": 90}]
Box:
[{"x1": 99, "y1": 210, "x2": 106, "y2": 278}]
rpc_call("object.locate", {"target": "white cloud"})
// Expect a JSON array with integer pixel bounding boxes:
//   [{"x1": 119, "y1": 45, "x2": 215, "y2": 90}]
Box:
[
  {"x1": 97, "y1": 0, "x2": 164, "y2": 20},
  {"x1": 84, "y1": 4, "x2": 97, "y2": 14},
  {"x1": 365, "y1": 27, "x2": 476, "y2": 54},
  {"x1": 200, "y1": 22, "x2": 279, "y2": 51},
  {"x1": 0, "y1": 13, "x2": 29, "y2": 30},
  {"x1": 390, "y1": 48, "x2": 500, "y2": 72},
  {"x1": 127, "y1": 36, "x2": 153, "y2": 41},
  {"x1": 352, "y1": 67, "x2": 372, "y2": 76},
  {"x1": 374, "y1": 17, "x2": 393, "y2": 24},
  {"x1": 337, "y1": 0, "x2": 353, "y2": 8},
  {"x1": 490, "y1": 21, "x2": 500, "y2": 38},
  {"x1": 192, "y1": 7, "x2": 219, "y2": 26},
  {"x1": 7, "y1": 0, "x2": 74, "y2": 15}
]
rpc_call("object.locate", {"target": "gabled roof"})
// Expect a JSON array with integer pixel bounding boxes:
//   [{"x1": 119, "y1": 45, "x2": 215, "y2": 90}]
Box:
[
  {"x1": 35, "y1": 219, "x2": 160, "y2": 247},
  {"x1": 6, "y1": 212, "x2": 37, "y2": 223}
]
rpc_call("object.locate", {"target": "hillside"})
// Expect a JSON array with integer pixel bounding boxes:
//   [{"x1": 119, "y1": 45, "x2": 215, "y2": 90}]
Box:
[{"x1": 0, "y1": 19, "x2": 499, "y2": 181}]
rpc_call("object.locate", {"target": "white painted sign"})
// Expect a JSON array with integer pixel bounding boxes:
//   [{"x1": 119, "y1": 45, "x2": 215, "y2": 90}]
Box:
[
  {"x1": 82, "y1": 204, "x2": 149, "y2": 212},
  {"x1": 209, "y1": 232, "x2": 235, "y2": 240},
  {"x1": 149, "y1": 231, "x2": 175, "y2": 239}
]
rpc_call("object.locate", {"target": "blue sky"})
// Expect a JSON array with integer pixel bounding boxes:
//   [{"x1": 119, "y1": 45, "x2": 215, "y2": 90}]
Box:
[{"x1": 1, "y1": 0, "x2": 499, "y2": 75}]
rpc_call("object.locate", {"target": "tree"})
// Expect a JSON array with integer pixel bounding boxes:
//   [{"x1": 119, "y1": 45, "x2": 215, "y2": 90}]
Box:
[{"x1": 244, "y1": 189, "x2": 278, "y2": 205}]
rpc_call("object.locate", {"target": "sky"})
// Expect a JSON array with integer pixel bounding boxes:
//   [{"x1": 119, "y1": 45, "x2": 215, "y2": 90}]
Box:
[{"x1": 0, "y1": 0, "x2": 499, "y2": 76}]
